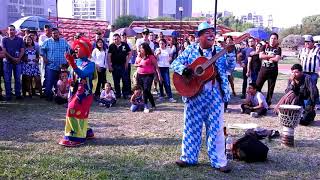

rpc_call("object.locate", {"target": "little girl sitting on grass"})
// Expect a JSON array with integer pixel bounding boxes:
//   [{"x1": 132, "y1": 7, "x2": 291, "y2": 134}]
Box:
[
  {"x1": 130, "y1": 85, "x2": 144, "y2": 112},
  {"x1": 99, "y1": 82, "x2": 116, "y2": 108}
]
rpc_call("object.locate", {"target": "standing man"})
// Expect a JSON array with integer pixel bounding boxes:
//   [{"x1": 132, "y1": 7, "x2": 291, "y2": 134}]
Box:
[
  {"x1": 108, "y1": 33, "x2": 131, "y2": 99},
  {"x1": 2, "y1": 25, "x2": 25, "y2": 101},
  {"x1": 256, "y1": 33, "x2": 282, "y2": 106},
  {"x1": 121, "y1": 32, "x2": 134, "y2": 94},
  {"x1": 38, "y1": 25, "x2": 52, "y2": 90},
  {"x1": 40, "y1": 28, "x2": 70, "y2": 101},
  {"x1": 298, "y1": 35, "x2": 320, "y2": 85},
  {"x1": 171, "y1": 22, "x2": 235, "y2": 173},
  {"x1": 237, "y1": 37, "x2": 256, "y2": 99},
  {"x1": 135, "y1": 28, "x2": 154, "y2": 51}
]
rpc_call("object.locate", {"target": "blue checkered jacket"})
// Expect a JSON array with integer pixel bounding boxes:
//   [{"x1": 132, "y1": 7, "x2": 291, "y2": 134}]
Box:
[{"x1": 171, "y1": 43, "x2": 235, "y2": 102}]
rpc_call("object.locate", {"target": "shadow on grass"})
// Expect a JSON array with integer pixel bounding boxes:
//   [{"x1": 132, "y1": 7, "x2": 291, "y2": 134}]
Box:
[{"x1": 87, "y1": 137, "x2": 180, "y2": 146}]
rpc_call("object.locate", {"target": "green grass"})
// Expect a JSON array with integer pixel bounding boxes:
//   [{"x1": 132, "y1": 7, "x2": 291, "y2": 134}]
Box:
[{"x1": 1, "y1": 63, "x2": 320, "y2": 179}]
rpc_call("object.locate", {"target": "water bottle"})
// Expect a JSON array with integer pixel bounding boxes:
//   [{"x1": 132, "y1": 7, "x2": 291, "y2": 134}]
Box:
[{"x1": 225, "y1": 135, "x2": 233, "y2": 160}]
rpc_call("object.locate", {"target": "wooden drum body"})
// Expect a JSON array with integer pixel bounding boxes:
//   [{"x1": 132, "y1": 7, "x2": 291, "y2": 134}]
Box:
[{"x1": 278, "y1": 105, "x2": 302, "y2": 147}]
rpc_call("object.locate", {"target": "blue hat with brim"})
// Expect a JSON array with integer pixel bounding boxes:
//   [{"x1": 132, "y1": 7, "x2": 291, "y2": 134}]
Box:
[{"x1": 197, "y1": 22, "x2": 215, "y2": 36}]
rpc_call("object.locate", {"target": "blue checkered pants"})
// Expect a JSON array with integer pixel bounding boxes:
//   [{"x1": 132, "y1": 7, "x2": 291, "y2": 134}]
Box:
[{"x1": 180, "y1": 87, "x2": 227, "y2": 168}]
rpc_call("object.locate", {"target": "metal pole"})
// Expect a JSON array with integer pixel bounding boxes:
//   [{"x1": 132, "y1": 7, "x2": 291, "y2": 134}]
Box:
[
  {"x1": 214, "y1": 0, "x2": 218, "y2": 35},
  {"x1": 56, "y1": 0, "x2": 59, "y2": 28}
]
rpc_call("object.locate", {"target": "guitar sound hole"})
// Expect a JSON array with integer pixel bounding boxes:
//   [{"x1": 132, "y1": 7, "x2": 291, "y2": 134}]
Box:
[{"x1": 195, "y1": 67, "x2": 204, "y2": 75}]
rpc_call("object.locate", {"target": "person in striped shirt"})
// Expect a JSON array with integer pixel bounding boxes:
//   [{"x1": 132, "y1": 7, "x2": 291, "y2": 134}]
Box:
[{"x1": 298, "y1": 35, "x2": 320, "y2": 85}]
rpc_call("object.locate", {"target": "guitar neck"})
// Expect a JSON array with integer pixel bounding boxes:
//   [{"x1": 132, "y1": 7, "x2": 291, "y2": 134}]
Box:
[
  {"x1": 201, "y1": 33, "x2": 250, "y2": 70},
  {"x1": 202, "y1": 48, "x2": 227, "y2": 70}
]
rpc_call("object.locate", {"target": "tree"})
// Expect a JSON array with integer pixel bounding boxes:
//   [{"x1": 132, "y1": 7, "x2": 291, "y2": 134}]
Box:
[
  {"x1": 280, "y1": 34, "x2": 304, "y2": 50},
  {"x1": 301, "y1": 14, "x2": 320, "y2": 35},
  {"x1": 217, "y1": 15, "x2": 254, "y2": 31},
  {"x1": 182, "y1": 17, "x2": 205, "y2": 21},
  {"x1": 113, "y1": 15, "x2": 146, "y2": 28},
  {"x1": 153, "y1": 16, "x2": 176, "y2": 21}
]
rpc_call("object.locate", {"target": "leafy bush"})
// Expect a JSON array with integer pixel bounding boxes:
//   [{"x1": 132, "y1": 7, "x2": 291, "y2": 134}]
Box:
[{"x1": 281, "y1": 34, "x2": 304, "y2": 50}]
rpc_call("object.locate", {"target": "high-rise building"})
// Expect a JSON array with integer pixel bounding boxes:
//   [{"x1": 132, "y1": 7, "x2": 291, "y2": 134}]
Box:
[
  {"x1": 0, "y1": 0, "x2": 57, "y2": 29},
  {"x1": 61, "y1": 0, "x2": 192, "y2": 24},
  {"x1": 240, "y1": 13, "x2": 264, "y2": 27}
]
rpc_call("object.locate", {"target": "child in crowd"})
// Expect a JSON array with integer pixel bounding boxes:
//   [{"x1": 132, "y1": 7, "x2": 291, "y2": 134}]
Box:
[
  {"x1": 22, "y1": 35, "x2": 41, "y2": 97},
  {"x1": 55, "y1": 70, "x2": 69, "y2": 105},
  {"x1": 130, "y1": 85, "x2": 144, "y2": 112},
  {"x1": 99, "y1": 82, "x2": 116, "y2": 108},
  {"x1": 240, "y1": 83, "x2": 268, "y2": 117}
]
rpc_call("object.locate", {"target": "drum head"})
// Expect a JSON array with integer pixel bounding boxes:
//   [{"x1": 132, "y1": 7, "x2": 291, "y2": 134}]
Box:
[{"x1": 279, "y1": 104, "x2": 301, "y2": 110}]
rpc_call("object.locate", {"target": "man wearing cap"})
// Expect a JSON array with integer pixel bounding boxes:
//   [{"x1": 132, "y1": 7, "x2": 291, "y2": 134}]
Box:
[
  {"x1": 171, "y1": 22, "x2": 235, "y2": 173},
  {"x1": 298, "y1": 35, "x2": 320, "y2": 85},
  {"x1": 135, "y1": 28, "x2": 155, "y2": 51}
]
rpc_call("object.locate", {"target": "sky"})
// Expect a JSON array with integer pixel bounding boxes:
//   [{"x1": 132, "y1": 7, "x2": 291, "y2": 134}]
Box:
[{"x1": 192, "y1": 0, "x2": 320, "y2": 28}]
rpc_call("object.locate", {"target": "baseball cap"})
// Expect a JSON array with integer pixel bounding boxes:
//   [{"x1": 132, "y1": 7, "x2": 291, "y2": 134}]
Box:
[
  {"x1": 304, "y1": 35, "x2": 314, "y2": 42},
  {"x1": 142, "y1": 28, "x2": 150, "y2": 34},
  {"x1": 217, "y1": 36, "x2": 225, "y2": 42}
]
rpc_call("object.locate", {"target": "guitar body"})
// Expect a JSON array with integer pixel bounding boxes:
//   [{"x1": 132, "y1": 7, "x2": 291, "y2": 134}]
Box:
[{"x1": 173, "y1": 56, "x2": 215, "y2": 97}]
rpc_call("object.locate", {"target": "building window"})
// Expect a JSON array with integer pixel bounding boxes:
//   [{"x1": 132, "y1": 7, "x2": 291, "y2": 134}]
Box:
[
  {"x1": 10, "y1": 0, "x2": 18, "y2": 3},
  {"x1": 8, "y1": 5, "x2": 18, "y2": 13}
]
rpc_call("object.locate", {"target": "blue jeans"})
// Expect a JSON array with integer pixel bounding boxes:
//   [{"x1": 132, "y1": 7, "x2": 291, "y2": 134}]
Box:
[
  {"x1": 45, "y1": 67, "x2": 59, "y2": 98},
  {"x1": 3, "y1": 61, "x2": 22, "y2": 99},
  {"x1": 130, "y1": 104, "x2": 144, "y2": 112},
  {"x1": 159, "y1": 67, "x2": 173, "y2": 98}
]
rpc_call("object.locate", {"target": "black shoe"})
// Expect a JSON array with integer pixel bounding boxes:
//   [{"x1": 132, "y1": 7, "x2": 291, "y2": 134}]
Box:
[
  {"x1": 0, "y1": 96, "x2": 5, "y2": 101},
  {"x1": 216, "y1": 165, "x2": 232, "y2": 173},
  {"x1": 175, "y1": 160, "x2": 197, "y2": 167},
  {"x1": 16, "y1": 96, "x2": 23, "y2": 100}
]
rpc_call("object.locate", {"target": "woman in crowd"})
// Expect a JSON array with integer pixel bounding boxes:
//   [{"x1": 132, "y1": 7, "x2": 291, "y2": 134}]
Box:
[
  {"x1": 22, "y1": 35, "x2": 41, "y2": 97},
  {"x1": 134, "y1": 42, "x2": 162, "y2": 113},
  {"x1": 155, "y1": 38, "x2": 176, "y2": 102},
  {"x1": 247, "y1": 42, "x2": 263, "y2": 84},
  {"x1": 91, "y1": 38, "x2": 108, "y2": 98}
]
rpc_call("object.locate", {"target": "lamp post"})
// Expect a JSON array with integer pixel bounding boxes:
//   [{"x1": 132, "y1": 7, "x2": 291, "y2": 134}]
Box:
[
  {"x1": 147, "y1": 16, "x2": 151, "y2": 27},
  {"x1": 213, "y1": 0, "x2": 218, "y2": 35},
  {"x1": 178, "y1": 6, "x2": 183, "y2": 40},
  {"x1": 56, "y1": 0, "x2": 59, "y2": 28},
  {"x1": 48, "y1": 8, "x2": 52, "y2": 19}
]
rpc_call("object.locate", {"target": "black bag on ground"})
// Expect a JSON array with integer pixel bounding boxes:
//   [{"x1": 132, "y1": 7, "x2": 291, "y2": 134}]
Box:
[
  {"x1": 300, "y1": 108, "x2": 316, "y2": 126},
  {"x1": 233, "y1": 134, "x2": 269, "y2": 163}
]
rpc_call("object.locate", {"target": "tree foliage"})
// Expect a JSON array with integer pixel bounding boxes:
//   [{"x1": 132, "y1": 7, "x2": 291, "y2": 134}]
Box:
[
  {"x1": 153, "y1": 16, "x2": 176, "y2": 21},
  {"x1": 217, "y1": 16, "x2": 254, "y2": 31},
  {"x1": 113, "y1": 15, "x2": 146, "y2": 28},
  {"x1": 280, "y1": 34, "x2": 304, "y2": 50},
  {"x1": 279, "y1": 14, "x2": 320, "y2": 39}
]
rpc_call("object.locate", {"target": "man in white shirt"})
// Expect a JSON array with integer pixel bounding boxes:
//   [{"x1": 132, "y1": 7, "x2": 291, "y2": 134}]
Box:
[
  {"x1": 38, "y1": 25, "x2": 52, "y2": 88},
  {"x1": 135, "y1": 28, "x2": 154, "y2": 52},
  {"x1": 241, "y1": 82, "x2": 268, "y2": 116}
]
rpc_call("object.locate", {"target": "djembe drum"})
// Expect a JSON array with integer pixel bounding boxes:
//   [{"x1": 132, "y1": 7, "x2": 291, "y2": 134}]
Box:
[{"x1": 278, "y1": 105, "x2": 302, "y2": 147}]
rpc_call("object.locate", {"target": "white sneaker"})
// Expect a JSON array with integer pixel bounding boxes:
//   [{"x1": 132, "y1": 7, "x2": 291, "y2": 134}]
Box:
[
  {"x1": 99, "y1": 103, "x2": 104, "y2": 107},
  {"x1": 250, "y1": 112, "x2": 258, "y2": 118},
  {"x1": 168, "y1": 98, "x2": 177, "y2": 103},
  {"x1": 144, "y1": 108, "x2": 150, "y2": 113}
]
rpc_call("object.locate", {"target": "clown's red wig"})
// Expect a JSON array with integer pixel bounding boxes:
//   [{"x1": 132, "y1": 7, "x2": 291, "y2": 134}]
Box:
[{"x1": 71, "y1": 37, "x2": 92, "y2": 58}]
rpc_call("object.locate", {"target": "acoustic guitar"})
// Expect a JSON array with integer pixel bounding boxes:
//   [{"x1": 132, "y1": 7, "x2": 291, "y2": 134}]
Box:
[{"x1": 173, "y1": 34, "x2": 249, "y2": 97}]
